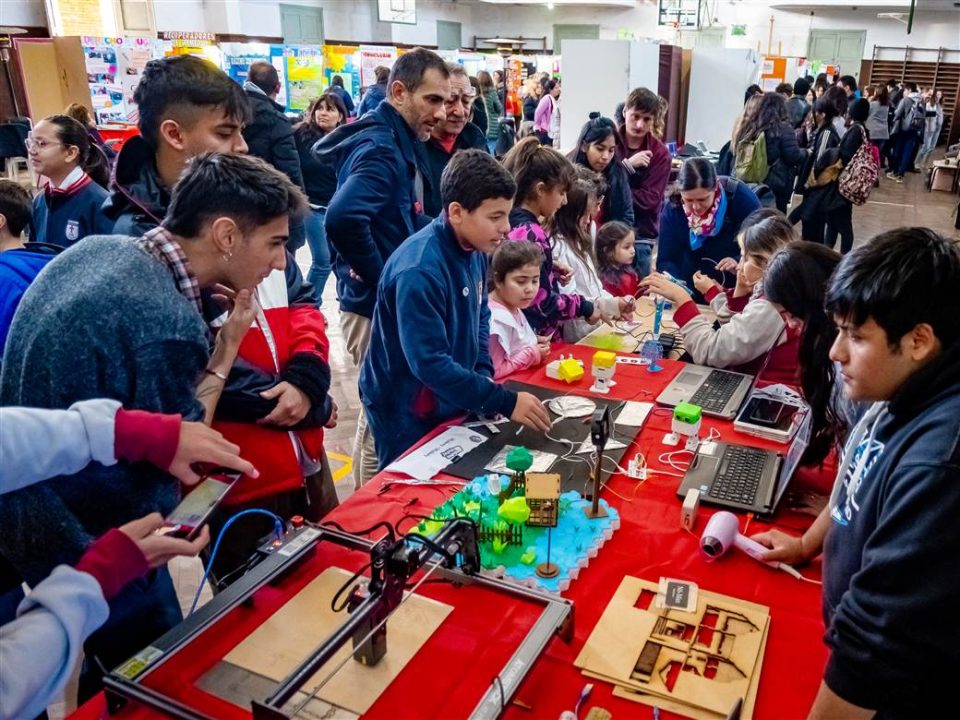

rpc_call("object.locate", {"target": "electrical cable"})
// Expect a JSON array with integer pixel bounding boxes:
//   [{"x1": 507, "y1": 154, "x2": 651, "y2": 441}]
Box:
[
  {"x1": 188, "y1": 508, "x2": 283, "y2": 616},
  {"x1": 330, "y1": 562, "x2": 373, "y2": 613},
  {"x1": 320, "y1": 519, "x2": 397, "y2": 542}
]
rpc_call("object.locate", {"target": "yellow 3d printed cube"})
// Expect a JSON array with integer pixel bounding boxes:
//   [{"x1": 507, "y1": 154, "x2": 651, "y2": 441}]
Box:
[{"x1": 592, "y1": 351, "x2": 616, "y2": 369}]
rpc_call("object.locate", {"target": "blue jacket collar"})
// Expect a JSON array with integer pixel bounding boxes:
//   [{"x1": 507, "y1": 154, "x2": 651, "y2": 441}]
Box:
[{"x1": 434, "y1": 215, "x2": 475, "y2": 257}]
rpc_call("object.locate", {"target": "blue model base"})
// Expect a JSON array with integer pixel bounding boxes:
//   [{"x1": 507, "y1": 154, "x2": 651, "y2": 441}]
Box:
[{"x1": 416, "y1": 476, "x2": 620, "y2": 594}]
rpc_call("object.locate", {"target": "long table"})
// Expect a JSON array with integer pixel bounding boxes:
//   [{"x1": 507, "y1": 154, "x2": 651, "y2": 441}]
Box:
[{"x1": 74, "y1": 342, "x2": 828, "y2": 719}]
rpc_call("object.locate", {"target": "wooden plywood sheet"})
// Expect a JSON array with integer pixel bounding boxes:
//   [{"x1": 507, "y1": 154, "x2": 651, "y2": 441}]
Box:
[
  {"x1": 575, "y1": 577, "x2": 768, "y2": 719},
  {"x1": 224, "y1": 567, "x2": 453, "y2": 715},
  {"x1": 16, "y1": 40, "x2": 61, "y2": 120}
]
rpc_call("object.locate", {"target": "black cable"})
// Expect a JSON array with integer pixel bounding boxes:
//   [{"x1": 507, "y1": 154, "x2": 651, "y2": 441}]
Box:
[
  {"x1": 320, "y1": 519, "x2": 396, "y2": 542},
  {"x1": 404, "y1": 532, "x2": 451, "y2": 558},
  {"x1": 491, "y1": 675, "x2": 506, "y2": 718},
  {"x1": 330, "y1": 561, "x2": 372, "y2": 613}
]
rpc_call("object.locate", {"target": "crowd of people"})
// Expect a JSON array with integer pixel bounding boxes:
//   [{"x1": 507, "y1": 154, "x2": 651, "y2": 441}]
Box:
[{"x1": 0, "y1": 45, "x2": 956, "y2": 720}]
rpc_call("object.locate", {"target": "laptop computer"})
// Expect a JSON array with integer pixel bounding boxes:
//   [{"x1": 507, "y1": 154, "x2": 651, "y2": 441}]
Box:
[
  {"x1": 656, "y1": 365, "x2": 754, "y2": 419},
  {"x1": 675, "y1": 420, "x2": 809, "y2": 516}
]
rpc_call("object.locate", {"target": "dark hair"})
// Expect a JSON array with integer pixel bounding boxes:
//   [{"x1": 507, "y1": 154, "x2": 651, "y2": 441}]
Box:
[
  {"x1": 550, "y1": 172, "x2": 598, "y2": 265},
  {"x1": 388, "y1": 48, "x2": 449, "y2": 94},
  {"x1": 569, "y1": 114, "x2": 617, "y2": 167},
  {"x1": 873, "y1": 84, "x2": 889, "y2": 107},
  {"x1": 826, "y1": 227, "x2": 960, "y2": 348},
  {"x1": 501, "y1": 137, "x2": 576, "y2": 206},
  {"x1": 331, "y1": 74, "x2": 344, "y2": 87},
  {"x1": 248, "y1": 61, "x2": 280, "y2": 94},
  {"x1": 477, "y1": 70, "x2": 494, "y2": 93},
  {"x1": 822, "y1": 85, "x2": 848, "y2": 117},
  {"x1": 543, "y1": 79, "x2": 557, "y2": 94},
  {"x1": 0, "y1": 179, "x2": 32, "y2": 237},
  {"x1": 813, "y1": 96, "x2": 838, "y2": 123},
  {"x1": 849, "y1": 98, "x2": 870, "y2": 124},
  {"x1": 764, "y1": 241, "x2": 843, "y2": 465},
  {"x1": 793, "y1": 77, "x2": 811, "y2": 97},
  {"x1": 903, "y1": 81, "x2": 918, "y2": 93},
  {"x1": 595, "y1": 220, "x2": 634, "y2": 276},
  {"x1": 164, "y1": 152, "x2": 308, "y2": 238},
  {"x1": 744, "y1": 84, "x2": 763, "y2": 104},
  {"x1": 43, "y1": 115, "x2": 110, "y2": 188},
  {"x1": 839, "y1": 75, "x2": 857, "y2": 92},
  {"x1": 737, "y1": 92, "x2": 788, "y2": 147},
  {"x1": 775, "y1": 82, "x2": 793, "y2": 96},
  {"x1": 294, "y1": 92, "x2": 347, "y2": 146},
  {"x1": 440, "y1": 149, "x2": 516, "y2": 212},
  {"x1": 739, "y1": 208, "x2": 795, "y2": 265},
  {"x1": 670, "y1": 157, "x2": 717, "y2": 205},
  {"x1": 64, "y1": 103, "x2": 93, "y2": 127},
  {"x1": 374, "y1": 65, "x2": 390, "y2": 84},
  {"x1": 490, "y1": 240, "x2": 544, "y2": 290},
  {"x1": 135, "y1": 55, "x2": 249, "y2": 148},
  {"x1": 613, "y1": 101, "x2": 625, "y2": 128},
  {"x1": 816, "y1": 73, "x2": 827, "y2": 84}
]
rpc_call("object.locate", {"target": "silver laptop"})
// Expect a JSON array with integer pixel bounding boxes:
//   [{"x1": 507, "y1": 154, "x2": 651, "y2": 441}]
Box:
[
  {"x1": 656, "y1": 365, "x2": 754, "y2": 419},
  {"x1": 675, "y1": 420, "x2": 809, "y2": 515}
]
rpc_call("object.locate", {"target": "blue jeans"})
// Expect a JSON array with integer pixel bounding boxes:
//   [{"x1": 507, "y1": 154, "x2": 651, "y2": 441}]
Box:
[
  {"x1": 305, "y1": 208, "x2": 331, "y2": 306},
  {"x1": 895, "y1": 131, "x2": 919, "y2": 177}
]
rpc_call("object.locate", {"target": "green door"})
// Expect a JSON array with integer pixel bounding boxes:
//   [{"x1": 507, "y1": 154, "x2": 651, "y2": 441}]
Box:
[
  {"x1": 437, "y1": 20, "x2": 462, "y2": 51},
  {"x1": 808, "y1": 30, "x2": 866, "y2": 81},
  {"x1": 280, "y1": 4, "x2": 324, "y2": 45},
  {"x1": 553, "y1": 24, "x2": 600, "y2": 55}
]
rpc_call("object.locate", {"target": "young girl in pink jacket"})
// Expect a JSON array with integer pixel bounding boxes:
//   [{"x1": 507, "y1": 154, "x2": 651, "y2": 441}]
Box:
[{"x1": 488, "y1": 241, "x2": 550, "y2": 380}]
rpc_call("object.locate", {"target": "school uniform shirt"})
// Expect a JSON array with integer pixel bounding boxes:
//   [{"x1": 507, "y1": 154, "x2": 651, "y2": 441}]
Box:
[
  {"x1": 31, "y1": 167, "x2": 110, "y2": 248},
  {"x1": 359, "y1": 216, "x2": 518, "y2": 468},
  {"x1": 672, "y1": 285, "x2": 799, "y2": 385},
  {"x1": 488, "y1": 298, "x2": 541, "y2": 380}
]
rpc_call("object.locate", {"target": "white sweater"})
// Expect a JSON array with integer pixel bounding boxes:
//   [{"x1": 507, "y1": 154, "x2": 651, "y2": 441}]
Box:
[{"x1": 554, "y1": 234, "x2": 610, "y2": 343}]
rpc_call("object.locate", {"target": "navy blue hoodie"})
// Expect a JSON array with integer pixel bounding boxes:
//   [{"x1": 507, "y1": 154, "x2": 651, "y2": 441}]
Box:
[
  {"x1": 822, "y1": 341, "x2": 960, "y2": 718},
  {"x1": 359, "y1": 216, "x2": 518, "y2": 467},
  {"x1": 32, "y1": 174, "x2": 110, "y2": 248},
  {"x1": 316, "y1": 101, "x2": 430, "y2": 318}
]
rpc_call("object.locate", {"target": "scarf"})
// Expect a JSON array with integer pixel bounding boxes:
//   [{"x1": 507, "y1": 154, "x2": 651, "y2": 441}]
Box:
[{"x1": 686, "y1": 183, "x2": 726, "y2": 251}]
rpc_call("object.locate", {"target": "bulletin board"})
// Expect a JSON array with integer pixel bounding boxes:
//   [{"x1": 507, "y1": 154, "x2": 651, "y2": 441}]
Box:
[
  {"x1": 322, "y1": 44, "x2": 361, "y2": 98},
  {"x1": 760, "y1": 55, "x2": 787, "y2": 92}
]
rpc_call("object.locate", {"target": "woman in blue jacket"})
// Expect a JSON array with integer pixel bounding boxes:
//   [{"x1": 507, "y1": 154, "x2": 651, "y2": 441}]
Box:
[
  {"x1": 28, "y1": 115, "x2": 110, "y2": 248},
  {"x1": 657, "y1": 157, "x2": 762, "y2": 301}
]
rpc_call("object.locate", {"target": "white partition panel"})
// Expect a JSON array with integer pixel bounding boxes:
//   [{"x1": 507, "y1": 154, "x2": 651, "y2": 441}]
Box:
[
  {"x1": 558, "y1": 40, "x2": 630, "y2": 154},
  {"x1": 686, "y1": 48, "x2": 761, "y2": 152}
]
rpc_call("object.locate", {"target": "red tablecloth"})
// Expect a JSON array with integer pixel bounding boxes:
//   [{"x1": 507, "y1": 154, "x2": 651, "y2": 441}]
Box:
[
  {"x1": 97, "y1": 125, "x2": 140, "y2": 152},
  {"x1": 73, "y1": 345, "x2": 827, "y2": 719}
]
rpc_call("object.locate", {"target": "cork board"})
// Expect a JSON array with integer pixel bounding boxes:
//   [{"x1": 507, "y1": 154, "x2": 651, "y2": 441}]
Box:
[
  {"x1": 224, "y1": 567, "x2": 453, "y2": 715},
  {"x1": 575, "y1": 576, "x2": 768, "y2": 719}
]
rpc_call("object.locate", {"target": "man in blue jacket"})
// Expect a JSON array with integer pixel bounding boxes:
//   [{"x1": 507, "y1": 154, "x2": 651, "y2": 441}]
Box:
[
  {"x1": 359, "y1": 150, "x2": 551, "y2": 469},
  {"x1": 753, "y1": 228, "x2": 960, "y2": 719},
  {"x1": 318, "y1": 47, "x2": 451, "y2": 486}
]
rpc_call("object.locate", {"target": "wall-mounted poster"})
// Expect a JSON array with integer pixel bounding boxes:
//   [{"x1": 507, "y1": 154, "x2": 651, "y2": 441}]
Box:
[
  {"x1": 359, "y1": 44, "x2": 397, "y2": 89},
  {"x1": 116, "y1": 38, "x2": 155, "y2": 124},
  {"x1": 323, "y1": 45, "x2": 361, "y2": 98},
  {"x1": 81, "y1": 37, "x2": 125, "y2": 123},
  {"x1": 284, "y1": 46, "x2": 325, "y2": 112}
]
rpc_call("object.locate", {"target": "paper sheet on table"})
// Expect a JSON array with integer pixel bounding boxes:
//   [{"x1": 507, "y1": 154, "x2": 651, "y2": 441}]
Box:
[
  {"x1": 575, "y1": 437, "x2": 627, "y2": 454},
  {"x1": 485, "y1": 445, "x2": 558, "y2": 474},
  {"x1": 386, "y1": 426, "x2": 488, "y2": 478},
  {"x1": 615, "y1": 401, "x2": 654, "y2": 427}
]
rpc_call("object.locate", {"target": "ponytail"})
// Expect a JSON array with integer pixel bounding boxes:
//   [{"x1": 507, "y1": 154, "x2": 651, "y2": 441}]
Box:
[
  {"x1": 44, "y1": 114, "x2": 110, "y2": 188},
  {"x1": 501, "y1": 136, "x2": 576, "y2": 205}
]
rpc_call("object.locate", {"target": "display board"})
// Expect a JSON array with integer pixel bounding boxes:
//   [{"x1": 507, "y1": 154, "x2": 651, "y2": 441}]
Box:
[
  {"x1": 322, "y1": 44, "x2": 361, "y2": 99},
  {"x1": 284, "y1": 46, "x2": 324, "y2": 111},
  {"x1": 81, "y1": 36, "x2": 156, "y2": 124},
  {"x1": 686, "y1": 48, "x2": 761, "y2": 152},
  {"x1": 359, "y1": 44, "x2": 397, "y2": 89}
]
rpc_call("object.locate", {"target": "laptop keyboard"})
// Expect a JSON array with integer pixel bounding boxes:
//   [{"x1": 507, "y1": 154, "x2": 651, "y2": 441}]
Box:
[
  {"x1": 709, "y1": 446, "x2": 767, "y2": 506},
  {"x1": 689, "y1": 371, "x2": 743, "y2": 414}
]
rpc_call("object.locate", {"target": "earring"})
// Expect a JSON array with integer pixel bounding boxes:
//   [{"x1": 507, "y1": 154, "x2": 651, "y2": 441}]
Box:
[{"x1": 223, "y1": 252, "x2": 233, "y2": 262}]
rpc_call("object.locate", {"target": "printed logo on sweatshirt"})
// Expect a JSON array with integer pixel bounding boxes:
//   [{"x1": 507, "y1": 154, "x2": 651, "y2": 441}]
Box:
[
  {"x1": 65, "y1": 220, "x2": 80, "y2": 242},
  {"x1": 831, "y1": 438, "x2": 885, "y2": 526}
]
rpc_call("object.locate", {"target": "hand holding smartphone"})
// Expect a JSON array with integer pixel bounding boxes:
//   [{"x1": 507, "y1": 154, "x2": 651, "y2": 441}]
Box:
[{"x1": 157, "y1": 469, "x2": 242, "y2": 540}]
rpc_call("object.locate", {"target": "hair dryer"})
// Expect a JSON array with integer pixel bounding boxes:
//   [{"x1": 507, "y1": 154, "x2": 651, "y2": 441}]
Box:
[{"x1": 700, "y1": 511, "x2": 798, "y2": 575}]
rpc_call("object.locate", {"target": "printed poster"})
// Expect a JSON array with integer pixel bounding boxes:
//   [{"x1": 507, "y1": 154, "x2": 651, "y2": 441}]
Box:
[
  {"x1": 359, "y1": 44, "x2": 397, "y2": 89},
  {"x1": 284, "y1": 46, "x2": 325, "y2": 112}
]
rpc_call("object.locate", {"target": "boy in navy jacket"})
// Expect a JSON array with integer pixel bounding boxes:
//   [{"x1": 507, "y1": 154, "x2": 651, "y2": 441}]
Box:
[
  {"x1": 751, "y1": 228, "x2": 960, "y2": 719},
  {"x1": 359, "y1": 150, "x2": 551, "y2": 468}
]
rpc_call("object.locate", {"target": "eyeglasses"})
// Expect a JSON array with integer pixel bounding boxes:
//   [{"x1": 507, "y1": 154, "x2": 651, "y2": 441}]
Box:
[{"x1": 25, "y1": 137, "x2": 64, "y2": 152}]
